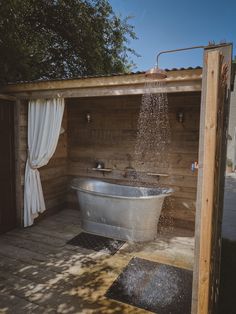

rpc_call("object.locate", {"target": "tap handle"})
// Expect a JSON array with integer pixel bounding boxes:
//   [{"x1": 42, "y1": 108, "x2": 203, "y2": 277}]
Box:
[{"x1": 95, "y1": 161, "x2": 104, "y2": 169}]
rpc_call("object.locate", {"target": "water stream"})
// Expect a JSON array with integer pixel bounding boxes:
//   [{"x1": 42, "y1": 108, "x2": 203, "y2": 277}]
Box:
[
  {"x1": 135, "y1": 80, "x2": 171, "y2": 169},
  {"x1": 133, "y1": 79, "x2": 174, "y2": 231}
]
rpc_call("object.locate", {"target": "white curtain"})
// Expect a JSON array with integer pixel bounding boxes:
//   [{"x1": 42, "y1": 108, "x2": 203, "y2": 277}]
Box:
[{"x1": 24, "y1": 98, "x2": 65, "y2": 227}]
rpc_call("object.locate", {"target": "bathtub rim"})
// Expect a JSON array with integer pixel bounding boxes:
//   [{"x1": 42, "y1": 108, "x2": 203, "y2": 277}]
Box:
[{"x1": 71, "y1": 177, "x2": 173, "y2": 200}]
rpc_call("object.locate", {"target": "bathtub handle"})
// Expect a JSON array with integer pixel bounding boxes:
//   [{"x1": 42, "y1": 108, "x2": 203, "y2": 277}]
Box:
[
  {"x1": 91, "y1": 168, "x2": 112, "y2": 172},
  {"x1": 147, "y1": 173, "x2": 169, "y2": 177}
]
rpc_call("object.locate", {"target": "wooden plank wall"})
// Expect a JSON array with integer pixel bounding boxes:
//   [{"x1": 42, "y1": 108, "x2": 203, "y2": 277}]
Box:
[
  {"x1": 0, "y1": 99, "x2": 16, "y2": 233},
  {"x1": 18, "y1": 101, "x2": 68, "y2": 225},
  {"x1": 67, "y1": 93, "x2": 201, "y2": 229}
]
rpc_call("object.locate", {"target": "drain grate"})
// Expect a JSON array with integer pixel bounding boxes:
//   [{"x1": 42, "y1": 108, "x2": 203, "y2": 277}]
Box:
[
  {"x1": 67, "y1": 232, "x2": 125, "y2": 255},
  {"x1": 106, "y1": 257, "x2": 193, "y2": 314}
]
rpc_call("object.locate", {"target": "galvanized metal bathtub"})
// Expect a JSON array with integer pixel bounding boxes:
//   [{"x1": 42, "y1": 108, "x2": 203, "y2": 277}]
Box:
[{"x1": 71, "y1": 177, "x2": 172, "y2": 242}]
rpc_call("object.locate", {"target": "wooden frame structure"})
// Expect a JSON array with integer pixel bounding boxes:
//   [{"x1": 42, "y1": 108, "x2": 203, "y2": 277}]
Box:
[
  {"x1": 192, "y1": 44, "x2": 232, "y2": 314},
  {"x1": 0, "y1": 43, "x2": 233, "y2": 313},
  {"x1": 1, "y1": 68, "x2": 202, "y2": 99}
]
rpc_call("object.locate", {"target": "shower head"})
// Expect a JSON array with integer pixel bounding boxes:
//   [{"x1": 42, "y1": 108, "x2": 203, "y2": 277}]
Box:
[
  {"x1": 146, "y1": 45, "x2": 208, "y2": 80},
  {"x1": 145, "y1": 67, "x2": 167, "y2": 79}
]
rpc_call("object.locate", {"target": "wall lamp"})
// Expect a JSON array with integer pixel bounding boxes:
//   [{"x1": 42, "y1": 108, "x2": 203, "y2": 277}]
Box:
[
  {"x1": 86, "y1": 113, "x2": 91, "y2": 123},
  {"x1": 177, "y1": 111, "x2": 184, "y2": 123}
]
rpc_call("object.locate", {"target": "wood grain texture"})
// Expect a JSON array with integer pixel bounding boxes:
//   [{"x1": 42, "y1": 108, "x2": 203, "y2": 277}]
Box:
[
  {"x1": 0, "y1": 99, "x2": 16, "y2": 233},
  {"x1": 67, "y1": 93, "x2": 201, "y2": 229},
  {"x1": 0, "y1": 93, "x2": 16, "y2": 101},
  {"x1": 16, "y1": 92, "x2": 200, "y2": 230},
  {"x1": 0, "y1": 209, "x2": 194, "y2": 313},
  {"x1": 1, "y1": 69, "x2": 202, "y2": 93},
  {"x1": 197, "y1": 50, "x2": 220, "y2": 314},
  {"x1": 192, "y1": 44, "x2": 232, "y2": 314},
  {"x1": 14, "y1": 100, "x2": 23, "y2": 226}
]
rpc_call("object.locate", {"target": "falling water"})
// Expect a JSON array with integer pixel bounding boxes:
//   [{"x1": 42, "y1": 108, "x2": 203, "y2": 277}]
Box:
[
  {"x1": 134, "y1": 79, "x2": 174, "y2": 231},
  {"x1": 135, "y1": 79, "x2": 171, "y2": 171}
]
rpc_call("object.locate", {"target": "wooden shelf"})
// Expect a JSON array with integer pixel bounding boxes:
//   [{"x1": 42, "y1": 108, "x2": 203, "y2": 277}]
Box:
[{"x1": 90, "y1": 168, "x2": 113, "y2": 172}]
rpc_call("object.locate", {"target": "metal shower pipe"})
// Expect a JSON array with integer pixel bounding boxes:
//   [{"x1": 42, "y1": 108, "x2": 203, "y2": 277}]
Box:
[{"x1": 156, "y1": 45, "x2": 206, "y2": 68}]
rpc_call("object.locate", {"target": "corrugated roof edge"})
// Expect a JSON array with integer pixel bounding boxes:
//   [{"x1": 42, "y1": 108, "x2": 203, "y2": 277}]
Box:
[{"x1": 7, "y1": 66, "x2": 202, "y2": 85}]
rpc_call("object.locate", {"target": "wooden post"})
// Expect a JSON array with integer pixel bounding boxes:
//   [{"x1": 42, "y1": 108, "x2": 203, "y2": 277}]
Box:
[
  {"x1": 192, "y1": 44, "x2": 232, "y2": 314},
  {"x1": 14, "y1": 99, "x2": 24, "y2": 226},
  {"x1": 194, "y1": 49, "x2": 221, "y2": 313}
]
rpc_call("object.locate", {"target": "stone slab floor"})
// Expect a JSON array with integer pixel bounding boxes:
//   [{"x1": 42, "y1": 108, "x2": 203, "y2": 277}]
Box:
[{"x1": 0, "y1": 209, "x2": 194, "y2": 314}]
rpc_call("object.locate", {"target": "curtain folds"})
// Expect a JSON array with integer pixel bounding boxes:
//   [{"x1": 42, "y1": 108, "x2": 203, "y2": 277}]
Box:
[{"x1": 24, "y1": 98, "x2": 65, "y2": 227}]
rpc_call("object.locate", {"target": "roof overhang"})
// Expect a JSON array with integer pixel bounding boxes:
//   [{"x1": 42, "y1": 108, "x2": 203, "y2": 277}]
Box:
[{"x1": 0, "y1": 68, "x2": 202, "y2": 99}]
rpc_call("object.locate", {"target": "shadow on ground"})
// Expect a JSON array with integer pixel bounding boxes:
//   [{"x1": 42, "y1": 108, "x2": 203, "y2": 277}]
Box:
[{"x1": 219, "y1": 238, "x2": 236, "y2": 314}]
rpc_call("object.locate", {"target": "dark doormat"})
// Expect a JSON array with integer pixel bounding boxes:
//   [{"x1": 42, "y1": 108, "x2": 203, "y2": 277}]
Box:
[
  {"x1": 67, "y1": 232, "x2": 125, "y2": 255},
  {"x1": 105, "y1": 257, "x2": 193, "y2": 314}
]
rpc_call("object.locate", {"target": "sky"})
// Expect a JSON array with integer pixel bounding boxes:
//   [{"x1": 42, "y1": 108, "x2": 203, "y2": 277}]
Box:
[{"x1": 109, "y1": 0, "x2": 236, "y2": 71}]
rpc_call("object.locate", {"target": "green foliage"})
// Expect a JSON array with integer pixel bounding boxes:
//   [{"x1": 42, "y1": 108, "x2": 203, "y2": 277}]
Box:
[{"x1": 0, "y1": 0, "x2": 137, "y2": 85}]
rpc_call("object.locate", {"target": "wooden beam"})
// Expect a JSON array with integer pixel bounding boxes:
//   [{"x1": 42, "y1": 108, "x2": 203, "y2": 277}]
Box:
[
  {"x1": 14, "y1": 100, "x2": 24, "y2": 227},
  {"x1": 0, "y1": 79, "x2": 201, "y2": 100},
  {"x1": 0, "y1": 69, "x2": 202, "y2": 95},
  {"x1": 192, "y1": 44, "x2": 232, "y2": 314},
  {"x1": 0, "y1": 93, "x2": 16, "y2": 101}
]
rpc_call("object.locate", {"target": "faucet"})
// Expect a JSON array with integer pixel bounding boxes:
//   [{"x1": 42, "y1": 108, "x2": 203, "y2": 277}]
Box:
[
  {"x1": 123, "y1": 154, "x2": 137, "y2": 179},
  {"x1": 191, "y1": 161, "x2": 198, "y2": 172},
  {"x1": 95, "y1": 160, "x2": 105, "y2": 169},
  {"x1": 123, "y1": 166, "x2": 137, "y2": 179}
]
